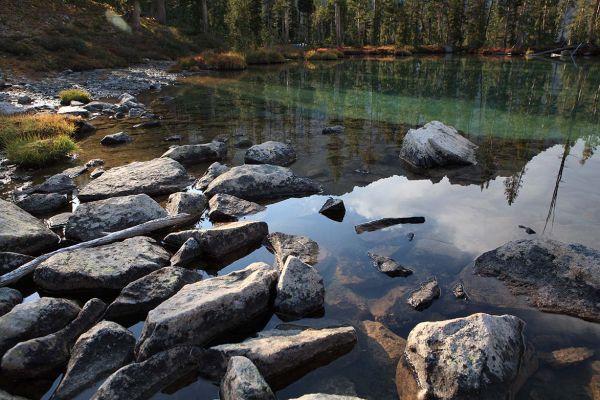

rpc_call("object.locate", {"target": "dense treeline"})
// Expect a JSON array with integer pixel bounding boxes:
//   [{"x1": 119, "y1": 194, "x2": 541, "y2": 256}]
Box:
[{"x1": 97, "y1": 0, "x2": 599, "y2": 50}]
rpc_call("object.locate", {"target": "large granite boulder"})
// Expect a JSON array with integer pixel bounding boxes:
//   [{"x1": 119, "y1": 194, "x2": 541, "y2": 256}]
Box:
[
  {"x1": 15, "y1": 193, "x2": 68, "y2": 216},
  {"x1": 65, "y1": 194, "x2": 168, "y2": 241},
  {"x1": 78, "y1": 158, "x2": 194, "y2": 201},
  {"x1": 208, "y1": 193, "x2": 266, "y2": 222},
  {"x1": 135, "y1": 262, "x2": 279, "y2": 360},
  {"x1": 33, "y1": 237, "x2": 171, "y2": 293},
  {"x1": 193, "y1": 162, "x2": 230, "y2": 191},
  {"x1": 0, "y1": 297, "x2": 80, "y2": 356},
  {"x1": 474, "y1": 239, "x2": 600, "y2": 322},
  {"x1": 105, "y1": 267, "x2": 201, "y2": 322},
  {"x1": 396, "y1": 313, "x2": 531, "y2": 400},
  {"x1": 399, "y1": 121, "x2": 478, "y2": 168},
  {"x1": 275, "y1": 256, "x2": 325, "y2": 319},
  {"x1": 0, "y1": 198, "x2": 59, "y2": 254},
  {"x1": 1, "y1": 299, "x2": 106, "y2": 378},
  {"x1": 161, "y1": 141, "x2": 227, "y2": 164},
  {"x1": 244, "y1": 141, "x2": 297, "y2": 166},
  {"x1": 204, "y1": 164, "x2": 321, "y2": 201},
  {"x1": 221, "y1": 356, "x2": 275, "y2": 400},
  {"x1": 264, "y1": 232, "x2": 320, "y2": 269},
  {"x1": 52, "y1": 321, "x2": 136, "y2": 400},
  {"x1": 0, "y1": 288, "x2": 22, "y2": 317}
]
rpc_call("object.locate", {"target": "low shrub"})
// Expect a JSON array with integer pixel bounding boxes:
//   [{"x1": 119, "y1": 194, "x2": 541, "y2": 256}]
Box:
[
  {"x1": 35, "y1": 36, "x2": 88, "y2": 53},
  {"x1": 245, "y1": 49, "x2": 285, "y2": 65},
  {"x1": 0, "y1": 114, "x2": 77, "y2": 147},
  {"x1": 5, "y1": 134, "x2": 78, "y2": 166},
  {"x1": 169, "y1": 51, "x2": 247, "y2": 71},
  {"x1": 305, "y1": 49, "x2": 340, "y2": 61},
  {"x1": 59, "y1": 89, "x2": 92, "y2": 105}
]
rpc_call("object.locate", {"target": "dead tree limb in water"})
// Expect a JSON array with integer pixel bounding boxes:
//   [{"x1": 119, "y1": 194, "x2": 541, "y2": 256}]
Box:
[{"x1": 0, "y1": 213, "x2": 194, "y2": 287}]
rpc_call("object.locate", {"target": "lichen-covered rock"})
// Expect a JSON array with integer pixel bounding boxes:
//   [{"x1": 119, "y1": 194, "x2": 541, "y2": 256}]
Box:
[
  {"x1": 0, "y1": 288, "x2": 22, "y2": 317},
  {"x1": 407, "y1": 279, "x2": 440, "y2": 310},
  {"x1": 0, "y1": 297, "x2": 80, "y2": 356},
  {"x1": 105, "y1": 267, "x2": 201, "y2": 322},
  {"x1": 474, "y1": 239, "x2": 600, "y2": 322},
  {"x1": 15, "y1": 193, "x2": 68, "y2": 216},
  {"x1": 0, "y1": 252, "x2": 33, "y2": 274},
  {"x1": 275, "y1": 256, "x2": 324, "y2": 319},
  {"x1": 208, "y1": 193, "x2": 266, "y2": 222},
  {"x1": 34, "y1": 237, "x2": 170, "y2": 293},
  {"x1": 135, "y1": 262, "x2": 278, "y2": 360},
  {"x1": 205, "y1": 164, "x2": 321, "y2": 201},
  {"x1": 0, "y1": 198, "x2": 60, "y2": 254},
  {"x1": 396, "y1": 313, "x2": 530, "y2": 400},
  {"x1": 161, "y1": 141, "x2": 226, "y2": 164},
  {"x1": 264, "y1": 232, "x2": 319, "y2": 269},
  {"x1": 192, "y1": 162, "x2": 230, "y2": 191},
  {"x1": 244, "y1": 141, "x2": 297, "y2": 166},
  {"x1": 165, "y1": 191, "x2": 207, "y2": 217},
  {"x1": 367, "y1": 253, "x2": 412, "y2": 277},
  {"x1": 78, "y1": 158, "x2": 194, "y2": 201},
  {"x1": 399, "y1": 121, "x2": 478, "y2": 168},
  {"x1": 220, "y1": 356, "x2": 275, "y2": 400},
  {"x1": 52, "y1": 321, "x2": 136, "y2": 400},
  {"x1": 65, "y1": 194, "x2": 167, "y2": 241},
  {"x1": 1, "y1": 299, "x2": 106, "y2": 378}
]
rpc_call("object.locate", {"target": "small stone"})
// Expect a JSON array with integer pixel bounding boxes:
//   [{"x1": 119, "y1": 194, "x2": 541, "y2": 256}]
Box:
[
  {"x1": 17, "y1": 95, "x2": 32, "y2": 105},
  {"x1": 453, "y1": 282, "x2": 467, "y2": 299},
  {"x1": 407, "y1": 279, "x2": 440, "y2": 311},
  {"x1": 319, "y1": 198, "x2": 345, "y2": 221},
  {"x1": 85, "y1": 159, "x2": 104, "y2": 168},
  {"x1": 161, "y1": 141, "x2": 227, "y2": 164},
  {"x1": 100, "y1": 131, "x2": 132, "y2": 145},
  {"x1": 164, "y1": 135, "x2": 182, "y2": 142},
  {"x1": 165, "y1": 191, "x2": 207, "y2": 217},
  {"x1": 367, "y1": 252, "x2": 412, "y2": 277},
  {"x1": 46, "y1": 212, "x2": 72, "y2": 230},
  {"x1": 90, "y1": 167, "x2": 104, "y2": 178},
  {"x1": 244, "y1": 141, "x2": 297, "y2": 166}
]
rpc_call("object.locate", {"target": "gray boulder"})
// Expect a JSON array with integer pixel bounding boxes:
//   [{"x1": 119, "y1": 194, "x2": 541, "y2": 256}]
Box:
[
  {"x1": 46, "y1": 212, "x2": 72, "y2": 231},
  {"x1": 52, "y1": 321, "x2": 136, "y2": 400},
  {"x1": 244, "y1": 141, "x2": 297, "y2": 166},
  {"x1": 165, "y1": 191, "x2": 207, "y2": 217},
  {"x1": 0, "y1": 288, "x2": 22, "y2": 316},
  {"x1": 264, "y1": 232, "x2": 319, "y2": 269},
  {"x1": 78, "y1": 158, "x2": 194, "y2": 201},
  {"x1": 208, "y1": 193, "x2": 266, "y2": 222},
  {"x1": 399, "y1": 121, "x2": 478, "y2": 168},
  {"x1": 0, "y1": 297, "x2": 80, "y2": 356},
  {"x1": 367, "y1": 253, "x2": 412, "y2": 277},
  {"x1": 474, "y1": 239, "x2": 600, "y2": 322},
  {"x1": 407, "y1": 279, "x2": 440, "y2": 311},
  {"x1": 65, "y1": 194, "x2": 167, "y2": 241},
  {"x1": 0, "y1": 198, "x2": 59, "y2": 254},
  {"x1": 105, "y1": 267, "x2": 201, "y2": 322},
  {"x1": 30, "y1": 173, "x2": 76, "y2": 194},
  {"x1": 221, "y1": 356, "x2": 275, "y2": 400},
  {"x1": 83, "y1": 101, "x2": 116, "y2": 113},
  {"x1": 319, "y1": 198, "x2": 345, "y2": 221},
  {"x1": 0, "y1": 252, "x2": 33, "y2": 274},
  {"x1": 1, "y1": 298, "x2": 106, "y2": 378},
  {"x1": 17, "y1": 95, "x2": 32, "y2": 105},
  {"x1": 396, "y1": 313, "x2": 531, "y2": 400},
  {"x1": 275, "y1": 256, "x2": 324, "y2": 319},
  {"x1": 15, "y1": 193, "x2": 67, "y2": 216},
  {"x1": 34, "y1": 237, "x2": 170, "y2": 293},
  {"x1": 161, "y1": 141, "x2": 227, "y2": 164},
  {"x1": 193, "y1": 162, "x2": 230, "y2": 191},
  {"x1": 62, "y1": 165, "x2": 89, "y2": 178},
  {"x1": 204, "y1": 164, "x2": 321, "y2": 201},
  {"x1": 100, "y1": 131, "x2": 132, "y2": 145},
  {"x1": 135, "y1": 262, "x2": 278, "y2": 360}
]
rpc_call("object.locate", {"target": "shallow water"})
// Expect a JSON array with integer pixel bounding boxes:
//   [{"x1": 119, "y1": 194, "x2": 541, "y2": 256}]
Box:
[{"x1": 6, "y1": 56, "x2": 600, "y2": 399}]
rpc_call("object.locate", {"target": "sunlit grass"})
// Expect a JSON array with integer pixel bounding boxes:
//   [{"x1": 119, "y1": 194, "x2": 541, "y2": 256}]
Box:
[
  {"x1": 170, "y1": 51, "x2": 247, "y2": 72},
  {"x1": 245, "y1": 49, "x2": 285, "y2": 65},
  {"x1": 59, "y1": 88, "x2": 92, "y2": 105},
  {"x1": 0, "y1": 114, "x2": 76, "y2": 147},
  {"x1": 5, "y1": 134, "x2": 78, "y2": 166}
]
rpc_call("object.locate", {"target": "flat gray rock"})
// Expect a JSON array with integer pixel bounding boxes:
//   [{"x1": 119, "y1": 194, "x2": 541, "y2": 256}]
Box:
[
  {"x1": 474, "y1": 239, "x2": 600, "y2": 322},
  {"x1": 264, "y1": 232, "x2": 319, "y2": 269},
  {"x1": 193, "y1": 162, "x2": 230, "y2": 191},
  {"x1": 33, "y1": 237, "x2": 171, "y2": 293},
  {"x1": 135, "y1": 262, "x2": 278, "y2": 360},
  {"x1": 65, "y1": 194, "x2": 167, "y2": 241},
  {"x1": 244, "y1": 141, "x2": 297, "y2": 166},
  {"x1": 105, "y1": 267, "x2": 201, "y2": 322},
  {"x1": 275, "y1": 256, "x2": 325, "y2": 319},
  {"x1": 0, "y1": 252, "x2": 33, "y2": 274},
  {"x1": 52, "y1": 321, "x2": 136, "y2": 400},
  {"x1": 205, "y1": 164, "x2": 321, "y2": 201},
  {"x1": 399, "y1": 121, "x2": 478, "y2": 168},
  {"x1": 407, "y1": 279, "x2": 440, "y2": 311},
  {"x1": 29, "y1": 173, "x2": 76, "y2": 194},
  {"x1": 57, "y1": 106, "x2": 91, "y2": 117},
  {"x1": 221, "y1": 356, "x2": 275, "y2": 400},
  {"x1": 46, "y1": 212, "x2": 72, "y2": 230},
  {"x1": 165, "y1": 191, "x2": 207, "y2": 217},
  {"x1": 78, "y1": 158, "x2": 194, "y2": 201},
  {"x1": 161, "y1": 141, "x2": 226, "y2": 164},
  {"x1": 0, "y1": 288, "x2": 22, "y2": 317},
  {"x1": 0, "y1": 198, "x2": 60, "y2": 255},
  {"x1": 15, "y1": 193, "x2": 67, "y2": 216},
  {"x1": 208, "y1": 193, "x2": 266, "y2": 222}
]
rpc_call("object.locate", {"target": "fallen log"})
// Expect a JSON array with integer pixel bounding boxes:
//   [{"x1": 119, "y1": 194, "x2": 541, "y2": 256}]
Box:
[
  {"x1": 355, "y1": 217, "x2": 426, "y2": 234},
  {"x1": 0, "y1": 213, "x2": 194, "y2": 287}
]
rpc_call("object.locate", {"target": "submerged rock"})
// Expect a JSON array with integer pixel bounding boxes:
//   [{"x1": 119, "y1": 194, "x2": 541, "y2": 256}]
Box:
[
  {"x1": 34, "y1": 237, "x2": 170, "y2": 293},
  {"x1": 193, "y1": 162, "x2": 230, "y2": 191},
  {"x1": 0, "y1": 288, "x2": 22, "y2": 317},
  {"x1": 29, "y1": 173, "x2": 76, "y2": 194},
  {"x1": 367, "y1": 253, "x2": 412, "y2": 277},
  {"x1": 453, "y1": 282, "x2": 467, "y2": 299},
  {"x1": 15, "y1": 193, "x2": 67, "y2": 216},
  {"x1": 208, "y1": 193, "x2": 266, "y2": 222},
  {"x1": 65, "y1": 194, "x2": 167, "y2": 241},
  {"x1": 474, "y1": 239, "x2": 600, "y2": 322},
  {"x1": 105, "y1": 267, "x2": 201, "y2": 322},
  {"x1": 135, "y1": 262, "x2": 278, "y2": 360},
  {"x1": 78, "y1": 158, "x2": 194, "y2": 201},
  {"x1": 360, "y1": 320, "x2": 406, "y2": 363},
  {"x1": 52, "y1": 321, "x2": 136, "y2": 400},
  {"x1": 205, "y1": 164, "x2": 321, "y2": 201},
  {"x1": 1, "y1": 299, "x2": 106, "y2": 378},
  {"x1": 275, "y1": 256, "x2": 325, "y2": 320},
  {"x1": 0, "y1": 198, "x2": 59, "y2": 254},
  {"x1": 165, "y1": 191, "x2": 207, "y2": 217},
  {"x1": 100, "y1": 131, "x2": 133, "y2": 145},
  {"x1": 319, "y1": 198, "x2": 345, "y2": 221},
  {"x1": 407, "y1": 279, "x2": 440, "y2": 311},
  {"x1": 221, "y1": 356, "x2": 275, "y2": 400},
  {"x1": 264, "y1": 232, "x2": 320, "y2": 269},
  {"x1": 161, "y1": 141, "x2": 227, "y2": 164},
  {"x1": 244, "y1": 141, "x2": 297, "y2": 166},
  {"x1": 540, "y1": 347, "x2": 595, "y2": 368},
  {"x1": 0, "y1": 252, "x2": 33, "y2": 274},
  {"x1": 396, "y1": 313, "x2": 531, "y2": 400},
  {"x1": 399, "y1": 121, "x2": 478, "y2": 168}
]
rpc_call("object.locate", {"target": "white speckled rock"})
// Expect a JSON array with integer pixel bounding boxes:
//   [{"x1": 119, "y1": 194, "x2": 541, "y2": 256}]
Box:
[
  {"x1": 264, "y1": 232, "x2": 320, "y2": 269},
  {"x1": 165, "y1": 191, "x2": 207, "y2": 217},
  {"x1": 244, "y1": 141, "x2": 296, "y2": 166},
  {"x1": 275, "y1": 256, "x2": 324, "y2": 319},
  {"x1": 220, "y1": 356, "x2": 275, "y2": 400},
  {"x1": 399, "y1": 121, "x2": 477, "y2": 168}
]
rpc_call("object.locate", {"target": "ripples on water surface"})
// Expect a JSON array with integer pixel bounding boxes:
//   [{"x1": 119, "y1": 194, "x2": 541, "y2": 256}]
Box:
[{"x1": 20, "y1": 56, "x2": 600, "y2": 399}]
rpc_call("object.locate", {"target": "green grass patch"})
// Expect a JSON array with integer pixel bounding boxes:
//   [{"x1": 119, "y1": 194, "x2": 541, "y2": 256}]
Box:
[
  {"x1": 170, "y1": 51, "x2": 247, "y2": 71},
  {"x1": 5, "y1": 134, "x2": 78, "y2": 166},
  {"x1": 59, "y1": 89, "x2": 92, "y2": 105},
  {"x1": 245, "y1": 49, "x2": 285, "y2": 65}
]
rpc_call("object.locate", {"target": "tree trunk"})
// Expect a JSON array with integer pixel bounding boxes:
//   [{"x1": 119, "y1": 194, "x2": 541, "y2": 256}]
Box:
[
  {"x1": 202, "y1": 0, "x2": 209, "y2": 33},
  {"x1": 132, "y1": 0, "x2": 141, "y2": 30},
  {"x1": 589, "y1": 0, "x2": 600, "y2": 43},
  {"x1": 284, "y1": 7, "x2": 290, "y2": 43},
  {"x1": 334, "y1": 0, "x2": 342, "y2": 46},
  {"x1": 154, "y1": 0, "x2": 167, "y2": 24}
]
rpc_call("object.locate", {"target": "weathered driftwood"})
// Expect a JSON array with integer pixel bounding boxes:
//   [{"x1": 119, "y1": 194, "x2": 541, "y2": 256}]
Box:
[{"x1": 0, "y1": 214, "x2": 194, "y2": 287}]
